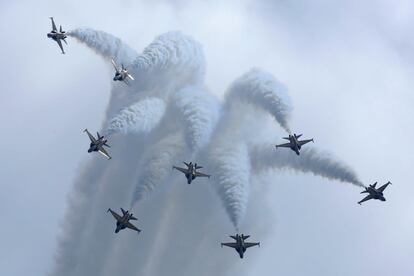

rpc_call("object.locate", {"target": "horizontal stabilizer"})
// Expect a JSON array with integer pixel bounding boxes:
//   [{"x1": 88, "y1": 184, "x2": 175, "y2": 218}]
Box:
[{"x1": 121, "y1": 208, "x2": 127, "y2": 215}]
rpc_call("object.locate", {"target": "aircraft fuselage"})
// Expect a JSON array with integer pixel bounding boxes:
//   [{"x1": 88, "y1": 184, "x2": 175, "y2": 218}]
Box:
[
  {"x1": 115, "y1": 213, "x2": 132, "y2": 233},
  {"x1": 288, "y1": 136, "x2": 301, "y2": 155},
  {"x1": 88, "y1": 139, "x2": 106, "y2": 153},
  {"x1": 113, "y1": 70, "x2": 128, "y2": 81},
  {"x1": 88, "y1": 143, "x2": 98, "y2": 153},
  {"x1": 47, "y1": 32, "x2": 66, "y2": 41},
  {"x1": 367, "y1": 187, "x2": 386, "y2": 201},
  {"x1": 185, "y1": 165, "x2": 196, "y2": 184},
  {"x1": 233, "y1": 237, "x2": 247, "y2": 258}
]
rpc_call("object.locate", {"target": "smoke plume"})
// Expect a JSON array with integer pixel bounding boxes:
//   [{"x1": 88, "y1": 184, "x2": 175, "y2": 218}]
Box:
[
  {"x1": 104, "y1": 97, "x2": 166, "y2": 136},
  {"x1": 226, "y1": 68, "x2": 292, "y2": 133},
  {"x1": 67, "y1": 28, "x2": 138, "y2": 65},
  {"x1": 209, "y1": 141, "x2": 251, "y2": 231},
  {"x1": 131, "y1": 132, "x2": 186, "y2": 205},
  {"x1": 172, "y1": 85, "x2": 220, "y2": 151},
  {"x1": 251, "y1": 146, "x2": 364, "y2": 187}
]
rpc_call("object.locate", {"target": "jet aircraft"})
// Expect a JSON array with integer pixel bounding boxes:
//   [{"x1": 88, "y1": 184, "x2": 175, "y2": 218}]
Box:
[
  {"x1": 358, "y1": 181, "x2": 391, "y2": 205},
  {"x1": 111, "y1": 58, "x2": 134, "y2": 85},
  {"x1": 107, "y1": 208, "x2": 141, "y2": 234},
  {"x1": 47, "y1": 17, "x2": 67, "y2": 54},
  {"x1": 221, "y1": 234, "x2": 260, "y2": 259},
  {"x1": 84, "y1": 129, "x2": 111, "y2": 160},
  {"x1": 172, "y1": 162, "x2": 210, "y2": 184},
  {"x1": 275, "y1": 133, "x2": 314, "y2": 155}
]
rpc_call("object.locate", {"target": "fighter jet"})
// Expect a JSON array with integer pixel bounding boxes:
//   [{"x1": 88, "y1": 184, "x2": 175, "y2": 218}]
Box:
[
  {"x1": 111, "y1": 58, "x2": 134, "y2": 85},
  {"x1": 107, "y1": 208, "x2": 141, "y2": 234},
  {"x1": 275, "y1": 133, "x2": 314, "y2": 155},
  {"x1": 221, "y1": 234, "x2": 260, "y2": 259},
  {"x1": 47, "y1": 17, "x2": 67, "y2": 54},
  {"x1": 172, "y1": 162, "x2": 210, "y2": 184},
  {"x1": 358, "y1": 181, "x2": 392, "y2": 205},
  {"x1": 84, "y1": 129, "x2": 112, "y2": 160}
]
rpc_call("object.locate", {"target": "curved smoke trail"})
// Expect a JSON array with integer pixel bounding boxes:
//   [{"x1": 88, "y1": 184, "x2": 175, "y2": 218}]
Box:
[
  {"x1": 131, "y1": 31, "x2": 206, "y2": 86},
  {"x1": 67, "y1": 28, "x2": 138, "y2": 65},
  {"x1": 226, "y1": 68, "x2": 292, "y2": 133},
  {"x1": 104, "y1": 97, "x2": 166, "y2": 136},
  {"x1": 131, "y1": 132, "x2": 186, "y2": 205},
  {"x1": 172, "y1": 86, "x2": 221, "y2": 151},
  {"x1": 251, "y1": 146, "x2": 364, "y2": 187},
  {"x1": 209, "y1": 141, "x2": 251, "y2": 231}
]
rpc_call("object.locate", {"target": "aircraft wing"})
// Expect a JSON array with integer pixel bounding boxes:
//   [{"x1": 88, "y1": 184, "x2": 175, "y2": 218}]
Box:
[
  {"x1": 108, "y1": 209, "x2": 122, "y2": 221},
  {"x1": 221, "y1": 242, "x2": 237, "y2": 248},
  {"x1": 84, "y1": 129, "x2": 96, "y2": 143},
  {"x1": 195, "y1": 171, "x2": 210, "y2": 178},
  {"x1": 98, "y1": 145, "x2": 112, "y2": 160},
  {"x1": 111, "y1": 59, "x2": 118, "y2": 71},
  {"x1": 275, "y1": 142, "x2": 291, "y2": 148},
  {"x1": 56, "y1": 39, "x2": 65, "y2": 54},
  {"x1": 358, "y1": 194, "x2": 373, "y2": 205},
  {"x1": 244, "y1": 242, "x2": 260, "y2": 248},
  {"x1": 127, "y1": 73, "x2": 134, "y2": 81},
  {"x1": 298, "y1": 139, "x2": 313, "y2": 146},
  {"x1": 173, "y1": 166, "x2": 188, "y2": 174},
  {"x1": 126, "y1": 222, "x2": 141, "y2": 233},
  {"x1": 377, "y1": 182, "x2": 391, "y2": 193},
  {"x1": 50, "y1": 17, "x2": 57, "y2": 31}
]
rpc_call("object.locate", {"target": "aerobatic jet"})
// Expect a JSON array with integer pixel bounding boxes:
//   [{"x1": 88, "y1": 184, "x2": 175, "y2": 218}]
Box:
[
  {"x1": 111, "y1": 58, "x2": 134, "y2": 85},
  {"x1": 221, "y1": 234, "x2": 260, "y2": 259},
  {"x1": 84, "y1": 129, "x2": 111, "y2": 160},
  {"x1": 47, "y1": 17, "x2": 67, "y2": 54},
  {"x1": 275, "y1": 133, "x2": 314, "y2": 155},
  {"x1": 172, "y1": 162, "x2": 210, "y2": 184},
  {"x1": 358, "y1": 181, "x2": 391, "y2": 205},
  {"x1": 107, "y1": 208, "x2": 141, "y2": 234}
]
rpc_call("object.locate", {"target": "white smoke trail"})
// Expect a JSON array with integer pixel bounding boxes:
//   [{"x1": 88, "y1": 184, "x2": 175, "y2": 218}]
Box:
[
  {"x1": 104, "y1": 97, "x2": 166, "y2": 136},
  {"x1": 251, "y1": 146, "x2": 364, "y2": 187},
  {"x1": 172, "y1": 86, "x2": 221, "y2": 151},
  {"x1": 67, "y1": 28, "x2": 138, "y2": 65},
  {"x1": 131, "y1": 132, "x2": 185, "y2": 205},
  {"x1": 209, "y1": 141, "x2": 251, "y2": 231},
  {"x1": 131, "y1": 31, "x2": 206, "y2": 86},
  {"x1": 226, "y1": 68, "x2": 292, "y2": 133}
]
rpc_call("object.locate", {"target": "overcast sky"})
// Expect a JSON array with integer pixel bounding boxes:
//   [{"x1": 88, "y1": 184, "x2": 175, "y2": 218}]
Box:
[{"x1": 0, "y1": 0, "x2": 413, "y2": 275}]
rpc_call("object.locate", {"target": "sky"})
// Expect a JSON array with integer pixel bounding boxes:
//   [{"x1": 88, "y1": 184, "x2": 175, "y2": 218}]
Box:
[{"x1": 0, "y1": 0, "x2": 413, "y2": 275}]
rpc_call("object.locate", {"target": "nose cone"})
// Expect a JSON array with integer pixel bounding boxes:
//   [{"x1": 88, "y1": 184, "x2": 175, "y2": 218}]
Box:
[
  {"x1": 47, "y1": 33, "x2": 52, "y2": 38},
  {"x1": 88, "y1": 148, "x2": 93, "y2": 153},
  {"x1": 381, "y1": 197, "x2": 386, "y2": 201}
]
